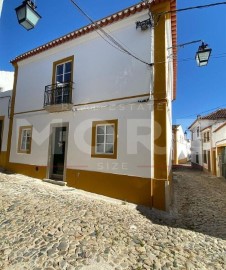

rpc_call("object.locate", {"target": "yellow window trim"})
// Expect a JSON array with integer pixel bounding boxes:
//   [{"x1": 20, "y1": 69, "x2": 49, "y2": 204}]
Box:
[
  {"x1": 91, "y1": 119, "x2": 118, "y2": 159},
  {"x1": 52, "y1": 56, "x2": 74, "y2": 85},
  {"x1": 17, "y1": 125, "x2": 33, "y2": 154}
]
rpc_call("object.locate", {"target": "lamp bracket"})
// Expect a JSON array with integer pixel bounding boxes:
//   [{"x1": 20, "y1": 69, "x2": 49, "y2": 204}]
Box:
[{"x1": 136, "y1": 18, "x2": 152, "y2": 31}]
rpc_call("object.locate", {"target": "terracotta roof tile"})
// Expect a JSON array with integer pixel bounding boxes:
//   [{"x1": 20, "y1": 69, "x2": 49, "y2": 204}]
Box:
[{"x1": 201, "y1": 109, "x2": 226, "y2": 120}]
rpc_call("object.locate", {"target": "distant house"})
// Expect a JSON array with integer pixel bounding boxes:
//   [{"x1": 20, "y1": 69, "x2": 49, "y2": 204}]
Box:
[
  {"x1": 0, "y1": 90, "x2": 12, "y2": 167},
  {"x1": 0, "y1": 71, "x2": 13, "y2": 167},
  {"x1": 2, "y1": 0, "x2": 177, "y2": 210},
  {"x1": 172, "y1": 125, "x2": 191, "y2": 165},
  {"x1": 189, "y1": 109, "x2": 226, "y2": 179},
  {"x1": 0, "y1": 71, "x2": 14, "y2": 92}
]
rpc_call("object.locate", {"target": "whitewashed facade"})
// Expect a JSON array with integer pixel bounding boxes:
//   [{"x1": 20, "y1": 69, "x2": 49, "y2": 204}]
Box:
[
  {"x1": 172, "y1": 125, "x2": 191, "y2": 164},
  {"x1": 6, "y1": 1, "x2": 177, "y2": 210},
  {"x1": 0, "y1": 90, "x2": 12, "y2": 166},
  {"x1": 189, "y1": 110, "x2": 226, "y2": 179}
]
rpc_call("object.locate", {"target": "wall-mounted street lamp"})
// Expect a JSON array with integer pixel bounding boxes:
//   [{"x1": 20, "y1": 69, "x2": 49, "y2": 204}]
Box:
[
  {"x1": 195, "y1": 42, "x2": 212, "y2": 67},
  {"x1": 168, "y1": 40, "x2": 212, "y2": 67},
  {"x1": 15, "y1": 0, "x2": 41, "y2": 30}
]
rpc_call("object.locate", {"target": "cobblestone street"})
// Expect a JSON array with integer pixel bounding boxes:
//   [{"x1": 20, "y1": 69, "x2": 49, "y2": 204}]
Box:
[{"x1": 0, "y1": 168, "x2": 226, "y2": 270}]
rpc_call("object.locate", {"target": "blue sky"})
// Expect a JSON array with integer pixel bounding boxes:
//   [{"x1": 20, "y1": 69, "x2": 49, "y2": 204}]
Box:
[{"x1": 0, "y1": 0, "x2": 226, "y2": 131}]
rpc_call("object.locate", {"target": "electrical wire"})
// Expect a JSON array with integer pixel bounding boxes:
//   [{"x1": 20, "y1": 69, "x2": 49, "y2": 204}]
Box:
[
  {"x1": 69, "y1": 0, "x2": 226, "y2": 67},
  {"x1": 156, "y1": 1, "x2": 226, "y2": 17},
  {"x1": 69, "y1": 0, "x2": 152, "y2": 66}
]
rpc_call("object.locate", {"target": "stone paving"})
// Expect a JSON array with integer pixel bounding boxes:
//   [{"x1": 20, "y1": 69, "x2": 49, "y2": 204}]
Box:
[{"x1": 0, "y1": 167, "x2": 225, "y2": 270}]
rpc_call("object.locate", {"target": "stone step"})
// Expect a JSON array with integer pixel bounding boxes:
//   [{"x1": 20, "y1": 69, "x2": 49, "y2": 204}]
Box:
[{"x1": 43, "y1": 178, "x2": 67, "y2": 186}]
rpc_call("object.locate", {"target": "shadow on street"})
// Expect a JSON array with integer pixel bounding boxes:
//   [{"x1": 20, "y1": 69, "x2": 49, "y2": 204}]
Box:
[{"x1": 136, "y1": 165, "x2": 226, "y2": 240}]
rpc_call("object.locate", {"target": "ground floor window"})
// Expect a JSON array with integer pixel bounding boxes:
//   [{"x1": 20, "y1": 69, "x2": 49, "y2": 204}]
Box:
[
  {"x1": 196, "y1": 153, "x2": 199, "y2": 164},
  {"x1": 18, "y1": 126, "x2": 32, "y2": 154},
  {"x1": 91, "y1": 119, "x2": 118, "y2": 159},
  {"x1": 203, "y1": 150, "x2": 207, "y2": 164}
]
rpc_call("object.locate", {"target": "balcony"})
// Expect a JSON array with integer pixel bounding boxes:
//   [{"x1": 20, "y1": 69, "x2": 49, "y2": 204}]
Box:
[{"x1": 44, "y1": 82, "x2": 73, "y2": 113}]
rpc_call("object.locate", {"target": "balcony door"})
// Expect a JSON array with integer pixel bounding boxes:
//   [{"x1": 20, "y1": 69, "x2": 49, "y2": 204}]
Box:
[
  {"x1": 48, "y1": 123, "x2": 69, "y2": 181},
  {"x1": 54, "y1": 57, "x2": 73, "y2": 104}
]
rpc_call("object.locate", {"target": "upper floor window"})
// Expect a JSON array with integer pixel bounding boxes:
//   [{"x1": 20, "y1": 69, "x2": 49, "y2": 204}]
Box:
[
  {"x1": 197, "y1": 127, "x2": 200, "y2": 138},
  {"x1": 52, "y1": 56, "x2": 74, "y2": 85},
  {"x1": 18, "y1": 126, "x2": 32, "y2": 154},
  {"x1": 204, "y1": 131, "x2": 210, "y2": 143},
  {"x1": 91, "y1": 119, "x2": 118, "y2": 159}
]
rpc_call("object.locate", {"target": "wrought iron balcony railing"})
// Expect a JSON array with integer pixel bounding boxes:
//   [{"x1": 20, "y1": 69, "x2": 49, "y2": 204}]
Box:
[{"x1": 44, "y1": 82, "x2": 73, "y2": 108}]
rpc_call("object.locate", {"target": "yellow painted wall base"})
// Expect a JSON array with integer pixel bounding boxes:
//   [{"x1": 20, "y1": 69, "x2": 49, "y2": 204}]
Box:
[
  {"x1": 66, "y1": 169, "x2": 152, "y2": 207},
  {"x1": 2, "y1": 163, "x2": 158, "y2": 208},
  {"x1": 152, "y1": 179, "x2": 166, "y2": 210},
  {"x1": 0, "y1": 151, "x2": 7, "y2": 167},
  {"x1": 6, "y1": 162, "x2": 47, "y2": 179}
]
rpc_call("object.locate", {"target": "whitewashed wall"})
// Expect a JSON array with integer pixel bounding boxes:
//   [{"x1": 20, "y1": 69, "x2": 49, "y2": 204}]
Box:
[
  {"x1": 212, "y1": 122, "x2": 226, "y2": 146},
  {"x1": 0, "y1": 90, "x2": 11, "y2": 151},
  {"x1": 10, "y1": 102, "x2": 152, "y2": 178},
  {"x1": 190, "y1": 120, "x2": 213, "y2": 165},
  {"x1": 0, "y1": 71, "x2": 14, "y2": 92},
  {"x1": 14, "y1": 11, "x2": 153, "y2": 114},
  {"x1": 166, "y1": 17, "x2": 173, "y2": 176}
]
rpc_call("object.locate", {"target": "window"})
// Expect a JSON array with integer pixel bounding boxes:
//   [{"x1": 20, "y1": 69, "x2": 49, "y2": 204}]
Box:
[
  {"x1": 50, "y1": 56, "x2": 74, "y2": 105},
  {"x1": 203, "y1": 150, "x2": 207, "y2": 164},
  {"x1": 53, "y1": 56, "x2": 74, "y2": 84},
  {"x1": 197, "y1": 127, "x2": 200, "y2": 138},
  {"x1": 204, "y1": 131, "x2": 210, "y2": 143},
  {"x1": 18, "y1": 126, "x2": 32, "y2": 154},
  {"x1": 91, "y1": 120, "x2": 118, "y2": 159},
  {"x1": 196, "y1": 153, "x2": 199, "y2": 164}
]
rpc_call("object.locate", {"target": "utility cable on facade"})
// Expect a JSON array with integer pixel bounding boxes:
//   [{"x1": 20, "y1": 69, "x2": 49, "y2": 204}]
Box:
[{"x1": 69, "y1": 0, "x2": 152, "y2": 66}]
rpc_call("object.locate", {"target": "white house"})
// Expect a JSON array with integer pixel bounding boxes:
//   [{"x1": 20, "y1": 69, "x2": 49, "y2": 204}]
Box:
[
  {"x1": 4, "y1": 0, "x2": 177, "y2": 210},
  {"x1": 172, "y1": 124, "x2": 191, "y2": 164},
  {"x1": 0, "y1": 70, "x2": 14, "y2": 167},
  {"x1": 0, "y1": 90, "x2": 12, "y2": 167},
  {"x1": 189, "y1": 109, "x2": 226, "y2": 178},
  {"x1": 0, "y1": 71, "x2": 14, "y2": 92}
]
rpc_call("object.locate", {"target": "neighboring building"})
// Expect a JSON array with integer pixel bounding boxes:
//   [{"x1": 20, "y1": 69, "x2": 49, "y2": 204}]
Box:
[
  {"x1": 0, "y1": 90, "x2": 12, "y2": 167},
  {"x1": 0, "y1": 71, "x2": 13, "y2": 167},
  {"x1": 3, "y1": 0, "x2": 177, "y2": 210},
  {"x1": 0, "y1": 71, "x2": 14, "y2": 92},
  {"x1": 213, "y1": 123, "x2": 226, "y2": 179},
  {"x1": 172, "y1": 125, "x2": 191, "y2": 165},
  {"x1": 189, "y1": 109, "x2": 226, "y2": 179}
]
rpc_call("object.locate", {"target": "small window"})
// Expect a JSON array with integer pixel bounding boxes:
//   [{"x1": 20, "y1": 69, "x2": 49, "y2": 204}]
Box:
[
  {"x1": 18, "y1": 126, "x2": 32, "y2": 154},
  {"x1": 91, "y1": 120, "x2": 118, "y2": 159},
  {"x1": 204, "y1": 131, "x2": 210, "y2": 143},
  {"x1": 196, "y1": 153, "x2": 199, "y2": 164},
  {"x1": 197, "y1": 127, "x2": 200, "y2": 138}
]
